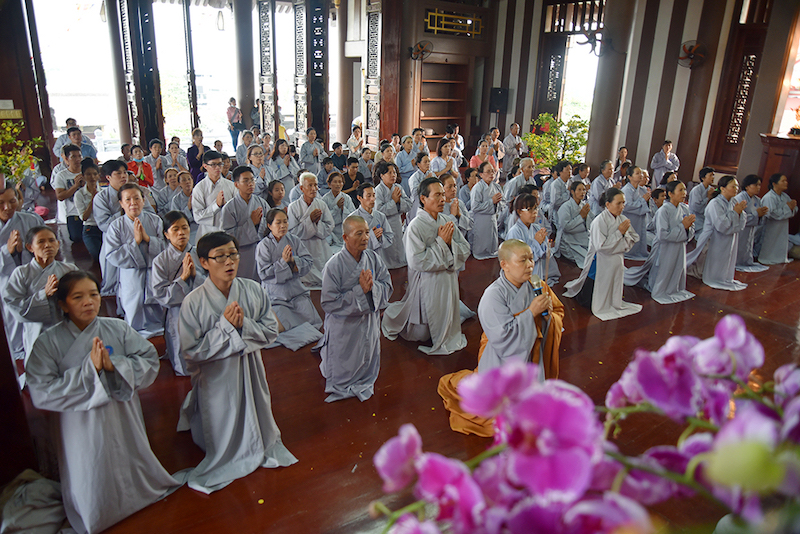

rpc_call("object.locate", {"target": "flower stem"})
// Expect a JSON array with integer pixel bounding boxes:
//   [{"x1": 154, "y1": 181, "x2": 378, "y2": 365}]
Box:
[
  {"x1": 380, "y1": 500, "x2": 427, "y2": 534},
  {"x1": 465, "y1": 444, "x2": 507, "y2": 470}
]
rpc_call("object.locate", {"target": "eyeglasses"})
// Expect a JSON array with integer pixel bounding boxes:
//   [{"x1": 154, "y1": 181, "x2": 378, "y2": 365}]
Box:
[
  {"x1": 207, "y1": 252, "x2": 241, "y2": 263},
  {"x1": 518, "y1": 207, "x2": 538, "y2": 213},
  {"x1": 239, "y1": 178, "x2": 255, "y2": 184},
  {"x1": 206, "y1": 162, "x2": 223, "y2": 167}
]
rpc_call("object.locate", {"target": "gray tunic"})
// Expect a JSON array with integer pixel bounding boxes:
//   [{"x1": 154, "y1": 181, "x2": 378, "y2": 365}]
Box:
[
  {"x1": 105, "y1": 212, "x2": 166, "y2": 338},
  {"x1": 178, "y1": 277, "x2": 298, "y2": 494},
  {"x1": 733, "y1": 190, "x2": 768, "y2": 272},
  {"x1": 624, "y1": 201, "x2": 695, "y2": 304},
  {"x1": 0, "y1": 211, "x2": 44, "y2": 359},
  {"x1": 688, "y1": 184, "x2": 712, "y2": 236},
  {"x1": 150, "y1": 243, "x2": 206, "y2": 376},
  {"x1": 759, "y1": 189, "x2": 798, "y2": 265},
  {"x1": 299, "y1": 140, "x2": 327, "y2": 175},
  {"x1": 686, "y1": 195, "x2": 747, "y2": 291},
  {"x1": 588, "y1": 174, "x2": 611, "y2": 217},
  {"x1": 555, "y1": 199, "x2": 589, "y2": 268},
  {"x1": 564, "y1": 209, "x2": 642, "y2": 321},
  {"x1": 350, "y1": 206, "x2": 394, "y2": 265},
  {"x1": 470, "y1": 179, "x2": 503, "y2": 260},
  {"x1": 318, "y1": 248, "x2": 392, "y2": 402},
  {"x1": 321, "y1": 191, "x2": 356, "y2": 249},
  {"x1": 27, "y1": 317, "x2": 182, "y2": 534},
  {"x1": 169, "y1": 190, "x2": 198, "y2": 244},
  {"x1": 621, "y1": 183, "x2": 650, "y2": 260},
  {"x1": 381, "y1": 210, "x2": 470, "y2": 355},
  {"x1": 3, "y1": 259, "x2": 77, "y2": 360},
  {"x1": 506, "y1": 220, "x2": 560, "y2": 286},
  {"x1": 287, "y1": 197, "x2": 334, "y2": 287},
  {"x1": 375, "y1": 181, "x2": 412, "y2": 269},
  {"x1": 221, "y1": 191, "x2": 269, "y2": 280},
  {"x1": 255, "y1": 233, "x2": 322, "y2": 330}
]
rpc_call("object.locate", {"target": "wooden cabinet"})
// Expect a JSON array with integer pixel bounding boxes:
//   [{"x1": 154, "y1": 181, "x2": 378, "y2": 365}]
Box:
[
  {"x1": 419, "y1": 62, "x2": 468, "y2": 153},
  {"x1": 758, "y1": 133, "x2": 800, "y2": 233}
]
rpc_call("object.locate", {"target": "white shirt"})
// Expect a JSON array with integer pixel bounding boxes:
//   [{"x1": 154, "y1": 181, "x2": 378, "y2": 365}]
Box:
[{"x1": 52, "y1": 169, "x2": 81, "y2": 221}]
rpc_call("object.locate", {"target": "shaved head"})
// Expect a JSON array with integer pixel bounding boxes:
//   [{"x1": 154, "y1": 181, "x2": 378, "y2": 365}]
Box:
[
  {"x1": 498, "y1": 239, "x2": 531, "y2": 263},
  {"x1": 343, "y1": 215, "x2": 367, "y2": 235}
]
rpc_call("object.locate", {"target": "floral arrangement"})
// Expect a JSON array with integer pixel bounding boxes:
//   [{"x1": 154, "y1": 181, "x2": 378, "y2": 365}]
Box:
[
  {"x1": 371, "y1": 315, "x2": 800, "y2": 533},
  {"x1": 521, "y1": 113, "x2": 589, "y2": 169},
  {"x1": 0, "y1": 120, "x2": 43, "y2": 185}
]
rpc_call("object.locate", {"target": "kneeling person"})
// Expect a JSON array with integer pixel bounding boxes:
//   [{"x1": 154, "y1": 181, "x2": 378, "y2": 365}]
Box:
[
  {"x1": 178, "y1": 232, "x2": 297, "y2": 494},
  {"x1": 317, "y1": 215, "x2": 392, "y2": 402},
  {"x1": 438, "y1": 239, "x2": 564, "y2": 437}
]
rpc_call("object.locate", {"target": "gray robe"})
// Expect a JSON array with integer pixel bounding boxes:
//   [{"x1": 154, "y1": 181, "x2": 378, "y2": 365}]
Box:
[
  {"x1": 624, "y1": 201, "x2": 695, "y2": 304},
  {"x1": 154, "y1": 185, "x2": 181, "y2": 216},
  {"x1": 318, "y1": 248, "x2": 392, "y2": 402},
  {"x1": 477, "y1": 272, "x2": 543, "y2": 380},
  {"x1": 3, "y1": 259, "x2": 77, "y2": 360},
  {"x1": 93, "y1": 186, "x2": 123, "y2": 296},
  {"x1": 321, "y1": 191, "x2": 356, "y2": 249},
  {"x1": 555, "y1": 199, "x2": 589, "y2": 268},
  {"x1": 191, "y1": 176, "x2": 237, "y2": 240},
  {"x1": 588, "y1": 174, "x2": 611, "y2": 217},
  {"x1": 759, "y1": 189, "x2": 798, "y2": 265},
  {"x1": 27, "y1": 317, "x2": 182, "y2": 534},
  {"x1": 733, "y1": 190, "x2": 768, "y2": 272},
  {"x1": 255, "y1": 233, "x2": 322, "y2": 330},
  {"x1": 375, "y1": 181, "x2": 412, "y2": 269},
  {"x1": 470, "y1": 179, "x2": 503, "y2": 260},
  {"x1": 688, "y1": 184, "x2": 712, "y2": 236},
  {"x1": 221, "y1": 192, "x2": 269, "y2": 280},
  {"x1": 649, "y1": 150, "x2": 680, "y2": 190},
  {"x1": 178, "y1": 277, "x2": 298, "y2": 494},
  {"x1": 269, "y1": 156, "x2": 301, "y2": 193},
  {"x1": 686, "y1": 195, "x2": 747, "y2": 291},
  {"x1": 381, "y1": 210, "x2": 470, "y2": 355},
  {"x1": 407, "y1": 169, "x2": 435, "y2": 221},
  {"x1": 351, "y1": 206, "x2": 394, "y2": 264},
  {"x1": 549, "y1": 178, "x2": 570, "y2": 227},
  {"x1": 105, "y1": 212, "x2": 166, "y2": 338},
  {"x1": 621, "y1": 183, "x2": 650, "y2": 260},
  {"x1": 0, "y1": 211, "x2": 44, "y2": 359},
  {"x1": 564, "y1": 209, "x2": 642, "y2": 321},
  {"x1": 150, "y1": 244, "x2": 206, "y2": 376},
  {"x1": 169, "y1": 190, "x2": 198, "y2": 244},
  {"x1": 299, "y1": 140, "x2": 328, "y2": 175},
  {"x1": 506, "y1": 220, "x2": 560, "y2": 286},
  {"x1": 287, "y1": 196, "x2": 334, "y2": 287}
]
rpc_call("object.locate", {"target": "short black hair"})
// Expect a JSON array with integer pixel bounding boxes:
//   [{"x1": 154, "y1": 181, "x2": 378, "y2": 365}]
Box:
[
  {"x1": 102, "y1": 159, "x2": 127, "y2": 175},
  {"x1": 81, "y1": 158, "x2": 98, "y2": 175},
  {"x1": 513, "y1": 193, "x2": 538, "y2": 213},
  {"x1": 56, "y1": 271, "x2": 100, "y2": 305},
  {"x1": 415, "y1": 151, "x2": 428, "y2": 165},
  {"x1": 197, "y1": 231, "x2": 239, "y2": 259},
  {"x1": 333, "y1": 142, "x2": 343, "y2": 150},
  {"x1": 356, "y1": 182, "x2": 374, "y2": 197},
  {"x1": 62, "y1": 144, "x2": 81, "y2": 157},
  {"x1": 768, "y1": 173, "x2": 785, "y2": 190},
  {"x1": 148, "y1": 138, "x2": 163, "y2": 149},
  {"x1": 322, "y1": 156, "x2": 333, "y2": 165},
  {"x1": 741, "y1": 174, "x2": 760, "y2": 189},
  {"x1": 418, "y1": 177, "x2": 442, "y2": 199},
  {"x1": 699, "y1": 166, "x2": 715, "y2": 179},
  {"x1": 118, "y1": 183, "x2": 144, "y2": 201},
  {"x1": 346, "y1": 157, "x2": 358, "y2": 166},
  {"x1": 202, "y1": 150, "x2": 223, "y2": 164},
  {"x1": 66, "y1": 127, "x2": 81, "y2": 136},
  {"x1": 232, "y1": 166, "x2": 254, "y2": 182}
]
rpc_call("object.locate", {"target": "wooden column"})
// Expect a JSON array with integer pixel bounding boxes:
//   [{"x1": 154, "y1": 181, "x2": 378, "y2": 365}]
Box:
[
  {"x1": 258, "y1": 0, "x2": 278, "y2": 138},
  {"x1": 379, "y1": 0, "x2": 401, "y2": 141},
  {"x1": 336, "y1": 0, "x2": 354, "y2": 144},
  {"x1": 294, "y1": 0, "x2": 308, "y2": 144},
  {"x1": 364, "y1": 1, "x2": 381, "y2": 149},
  {"x1": 105, "y1": 0, "x2": 133, "y2": 145},
  {"x1": 234, "y1": 0, "x2": 255, "y2": 130},
  {"x1": 585, "y1": 0, "x2": 636, "y2": 171}
]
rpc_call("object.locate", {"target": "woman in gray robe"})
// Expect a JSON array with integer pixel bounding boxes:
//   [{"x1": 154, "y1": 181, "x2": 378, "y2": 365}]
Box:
[
  {"x1": 105, "y1": 184, "x2": 166, "y2": 338},
  {"x1": 506, "y1": 194, "x2": 560, "y2": 286},
  {"x1": 27, "y1": 271, "x2": 183, "y2": 534},
  {"x1": 150, "y1": 212, "x2": 206, "y2": 376},
  {"x1": 351, "y1": 183, "x2": 394, "y2": 261},
  {"x1": 321, "y1": 172, "x2": 356, "y2": 251},
  {"x1": 374, "y1": 161, "x2": 412, "y2": 269},
  {"x1": 4, "y1": 226, "x2": 77, "y2": 361},
  {"x1": 269, "y1": 139, "x2": 301, "y2": 193},
  {"x1": 624, "y1": 181, "x2": 696, "y2": 304},
  {"x1": 256, "y1": 209, "x2": 322, "y2": 330},
  {"x1": 759, "y1": 173, "x2": 798, "y2": 265},
  {"x1": 734, "y1": 174, "x2": 769, "y2": 272},
  {"x1": 564, "y1": 187, "x2": 642, "y2": 321},
  {"x1": 470, "y1": 161, "x2": 504, "y2": 260},
  {"x1": 621, "y1": 166, "x2": 651, "y2": 260},
  {"x1": 179, "y1": 232, "x2": 297, "y2": 494},
  {"x1": 688, "y1": 168, "x2": 715, "y2": 236},
  {"x1": 686, "y1": 176, "x2": 748, "y2": 291},
  {"x1": 554, "y1": 181, "x2": 590, "y2": 268}
]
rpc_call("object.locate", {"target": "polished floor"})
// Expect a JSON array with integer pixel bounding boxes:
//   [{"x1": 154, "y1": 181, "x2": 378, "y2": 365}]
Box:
[{"x1": 20, "y1": 190, "x2": 800, "y2": 533}]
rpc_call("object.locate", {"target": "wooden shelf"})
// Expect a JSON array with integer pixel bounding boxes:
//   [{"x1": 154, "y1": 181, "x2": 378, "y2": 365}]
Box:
[
  {"x1": 421, "y1": 79, "x2": 466, "y2": 84},
  {"x1": 421, "y1": 98, "x2": 465, "y2": 102},
  {"x1": 420, "y1": 116, "x2": 462, "y2": 121}
]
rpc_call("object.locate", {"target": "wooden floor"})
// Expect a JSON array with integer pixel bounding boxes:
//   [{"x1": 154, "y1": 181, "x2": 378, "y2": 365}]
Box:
[{"x1": 20, "y1": 190, "x2": 800, "y2": 533}]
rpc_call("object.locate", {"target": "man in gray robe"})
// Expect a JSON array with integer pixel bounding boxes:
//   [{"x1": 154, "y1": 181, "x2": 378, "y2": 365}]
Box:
[
  {"x1": 192, "y1": 151, "x2": 237, "y2": 240},
  {"x1": 382, "y1": 178, "x2": 471, "y2": 355},
  {"x1": 352, "y1": 183, "x2": 393, "y2": 262},
  {"x1": 502, "y1": 123, "x2": 524, "y2": 179},
  {"x1": 287, "y1": 172, "x2": 335, "y2": 287},
  {"x1": 688, "y1": 167, "x2": 715, "y2": 235},
  {"x1": 317, "y1": 216, "x2": 392, "y2": 402},
  {"x1": 503, "y1": 158, "x2": 540, "y2": 204},
  {"x1": 221, "y1": 167, "x2": 269, "y2": 280},
  {"x1": 179, "y1": 232, "x2": 297, "y2": 494}
]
